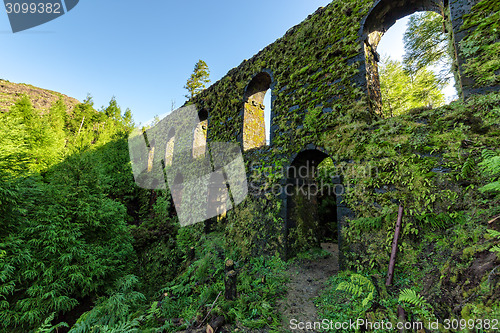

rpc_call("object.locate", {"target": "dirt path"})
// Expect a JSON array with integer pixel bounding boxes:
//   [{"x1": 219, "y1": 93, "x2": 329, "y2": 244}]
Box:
[{"x1": 279, "y1": 243, "x2": 339, "y2": 332}]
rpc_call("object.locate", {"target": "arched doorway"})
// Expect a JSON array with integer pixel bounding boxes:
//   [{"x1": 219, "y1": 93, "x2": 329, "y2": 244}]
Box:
[{"x1": 284, "y1": 148, "x2": 346, "y2": 262}]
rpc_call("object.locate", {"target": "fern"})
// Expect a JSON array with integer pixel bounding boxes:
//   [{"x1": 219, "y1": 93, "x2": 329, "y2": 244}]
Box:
[
  {"x1": 487, "y1": 229, "x2": 500, "y2": 253},
  {"x1": 336, "y1": 274, "x2": 376, "y2": 308},
  {"x1": 337, "y1": 281, "x2": 363, "y2": 296},
  {"x1": 34, "y1": 312, "x2": 68, "y2": 333},
  {"x1": 398, "y1": 288, "x2": 430, "y2": 309},
  {"x1": 479, "y1": 149, "x2": 500, "y2": 193},
  {"x1": 398, "y1": 288, "x2": 436, "y2": 323},
  {"x1": 69, "y1": 275, "x2": 145, "y2": 333},
  {"x1": 482, "y1": 149, "x2": 498, "y2": 160},
  {"x1": 461, "y1": 156, "x2": 476, "y2": 178}
]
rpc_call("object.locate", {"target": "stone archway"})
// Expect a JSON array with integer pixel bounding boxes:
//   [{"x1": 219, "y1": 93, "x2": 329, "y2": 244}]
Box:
[
  {"x1": 192, "y1": 109, "x2": 208, "y2": 159},
  {"x1": 359, "y1": 0, "x2": 465, "y2": 113},
  {"x1": 283, "y1": 146, "x2": 352, "y2": 267}
]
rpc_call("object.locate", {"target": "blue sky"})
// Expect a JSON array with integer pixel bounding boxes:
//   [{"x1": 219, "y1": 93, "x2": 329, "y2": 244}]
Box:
[{"x1": 1, "y1": 0, "x2": 435, "y2": 129}]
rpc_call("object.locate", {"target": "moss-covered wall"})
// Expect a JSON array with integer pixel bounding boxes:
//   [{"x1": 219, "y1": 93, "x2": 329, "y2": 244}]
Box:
[
  {"x1": 137, "y1": 0, "x2": 500, "y2": 323},
  {"x1": 142, "y1": 0, "x2": 500, "y2": 260},
  {"x1": 189, "y1": 0, "x2": 497, "y2": 152},
  {"x1": 172, "y1": 0, "x2": 497, "y2": 253}
]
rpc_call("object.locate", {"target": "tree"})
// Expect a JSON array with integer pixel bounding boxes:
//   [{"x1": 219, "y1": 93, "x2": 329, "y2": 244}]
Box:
[
  {"x1": 380, "y1": 57, "x2": 445, "y2": 117},
  {"x1": 6, "y1": 96, "x2": 63, "y2": 173},
  {"x1": 104, "y1": 96, "x2": 122, "y2": 120},
  {"x1": 403, "y1": 11, "x2": 454, "y2": 85},
  {"x1": 184, "y1": 60, "x2": 210, "y2": 99}
]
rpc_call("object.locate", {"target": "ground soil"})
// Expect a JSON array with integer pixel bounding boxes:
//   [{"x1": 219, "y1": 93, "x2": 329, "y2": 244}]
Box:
[{"x1": 278, "y1": 243, "x2": 339, "y2": 332}]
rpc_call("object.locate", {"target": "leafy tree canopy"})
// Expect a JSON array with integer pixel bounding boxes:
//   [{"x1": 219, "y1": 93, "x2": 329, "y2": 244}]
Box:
[
  {"x1": 403, "y1": 11, "x2": 453, "y2": 84},
  {"x1": 380, "y1": 56, "x2": 445, "y2": 117}
]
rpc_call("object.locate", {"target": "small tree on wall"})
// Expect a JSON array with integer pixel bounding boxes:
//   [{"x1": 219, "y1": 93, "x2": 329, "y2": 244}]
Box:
[{"x1": 184, "y1": 60, "x2": 211, "y2": 99}]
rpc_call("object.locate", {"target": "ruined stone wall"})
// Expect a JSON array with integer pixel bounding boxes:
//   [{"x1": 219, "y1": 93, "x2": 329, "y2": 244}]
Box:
[{"x1": 155, "y1": 0, "x2": 499, "y2": 257}]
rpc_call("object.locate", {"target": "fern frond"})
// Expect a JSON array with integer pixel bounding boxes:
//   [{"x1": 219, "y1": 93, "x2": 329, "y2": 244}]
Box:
[
  {"x1": 482, "y1": 149, "x2": 498, "y2": 160},
  {"x1": 461, "y1": 156, "x2": 476, "y2": 178},
  {"x1": 487, "y1": 229, "x2": 500, "y2": 238},
  {"x1": 336, "y1": 274, "x2": 376, "y2": 308},
  {"x1": 34, "y1": 312, "x2": 69, "y2": 333},
  {"x1": 362, "y1": 291, "x2": 374, "y2": 307},
  {"x1": 350, "y1": 274, "x2": 376, "y2": 294},
  {"x1": 337, "y1": 281, "x2": 362, "y2": 297},
  {"x1": 398, "y1": 288, "x2": 430, "y2": 309}
]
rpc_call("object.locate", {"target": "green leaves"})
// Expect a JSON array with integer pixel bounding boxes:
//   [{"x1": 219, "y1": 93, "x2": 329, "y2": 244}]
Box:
[
  {"x1": 0, "y1": 176, "x2": 135, "y2": 331},
  {"x1": 403, "y1": 11, "x2": 453, "y2": 83},
  {"x1": 459, "y1": 0, "x2": 500, "y2": 87},
  {"x1": 486, "y1": 229, "x2": 500, "y2": 254},
  {"x1": 398, "y1": 288, "x2": 429, "y2": 308},
  {"x1": 69, "y1": 275, "x2": 145, "y2": 333},
  {"x1": 398, "y1": 288, "x2": 434, "y2": 322},
  {"x1": 379, "y1": 56, "x2": 445, "y2": 117},
  {"x1": 336, "y1": 273, "x2": 376, "y2": 310},
  {"x1": 479, "y1": 149, "x2": 500, "y2": 194}
]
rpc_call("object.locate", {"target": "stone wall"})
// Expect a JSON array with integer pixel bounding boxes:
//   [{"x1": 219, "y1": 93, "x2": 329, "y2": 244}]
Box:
[{"x1": 152, "y1": 0, "x2": 499, "y2": 257}]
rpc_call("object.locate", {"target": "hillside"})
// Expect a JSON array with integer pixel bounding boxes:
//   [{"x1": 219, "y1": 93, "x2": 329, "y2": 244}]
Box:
[{"x1": 0, "y1": 79, "x2": 80, "y2": 114}]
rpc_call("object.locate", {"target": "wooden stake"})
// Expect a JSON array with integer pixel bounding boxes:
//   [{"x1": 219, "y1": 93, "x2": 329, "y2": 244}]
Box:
[
  {"x1": 386, "y1": 205, "x2": 404, "y2": 286},
  {"x1": 224, "y1": 259, "x2": 237, "y2": 300},
  {"x1": 188, "y1": 246, "x2": 195, "y2": 261}
]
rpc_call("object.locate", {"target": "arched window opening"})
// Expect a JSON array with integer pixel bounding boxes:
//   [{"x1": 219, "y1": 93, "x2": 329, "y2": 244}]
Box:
[
  {"x1": 147, "y1": 138, "x2": 156, "y2": 173},
  {"x1": 164, "y1": 128, "x2": 175, "y2": 167},
  {"x1": 286, "y1": 149, "x2": 340, "y2": 261},
  {"x1": 362, "y1": 0, "x2": 459, "y2": 117},
  {"x1": 171, "y1": 172, "x2": 184, "y2": 215},
  {"x1": 263, "y1": 88, "x2": 271, "y2": 145},
  {"x1": 242, "y1": 72, "x2": 272, "y2": 151},
  {"x1": 193, "y1": 109, "x2": 208, "y2": 159}
]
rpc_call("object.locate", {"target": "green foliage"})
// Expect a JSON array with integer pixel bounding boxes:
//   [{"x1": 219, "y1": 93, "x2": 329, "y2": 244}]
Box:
[
  {"x1": 0, "y1": 101, "x2": 28, "y2": 177},
  {"x1": 34, "y1": 312, "x2": 69, "y2": 333},
  {"x1": 403, "y1": 11, "x2": 453, "y2": 84},
  {"x1": 303, "y1": 106, "x2": 323, "y2": 133},
  {"x1": 336, "y1": 274, "x2": 376, "y2": 307},
  {"x1": 460, "y1": 0, "x2": 500, "y2": 87},
  {"x1": 479, "y1": 149, "x2": 500, "y2": 194},
  {"x1": 0, "y1": 92, "x2": 140, "y2": 331},
  {"x1": 486, "y1": 229, "x2": 500, "y2": 254},
  {"x1": 379, "y1": 57, "x2": 445, "y2": 117},
  {"x1": 0, "y1": 179, "x2": 135, "y2": 331},
  {"x1": 2, "y1": 96, "x2": 65, "y2": 173},
  {"x1": 460, "y1": 155, "x2": 476, "y2": 179},
  {"x1": 316, "y1": 271, "x2": 397, "y2": 332},
  {"x1": 398, "y1": 288, "x2": 430, "y2": 309},
  {"x1": 415, "y1": 212, "x2": 462, "y2": 231},
  {"x1": 184, "y1": 60, "x2": 211, "y2": 99},
  {"x1": 398, "y1": 288, "x2": 435, "y2": 322},
  {"x1": 349, "y1": 214, "x2": 391, "y2": 232},
  {"x1": 69, "y1": 275, "x2": 145, "y2": 333},
  {"x1": 146, "y1": 235, "x2": 288, "y2": 331}
]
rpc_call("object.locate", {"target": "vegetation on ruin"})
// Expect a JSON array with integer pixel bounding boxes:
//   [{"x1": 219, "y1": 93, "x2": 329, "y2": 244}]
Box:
[{"x1": 0, "y1": 0, "x2": 499, "y2": 332}]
